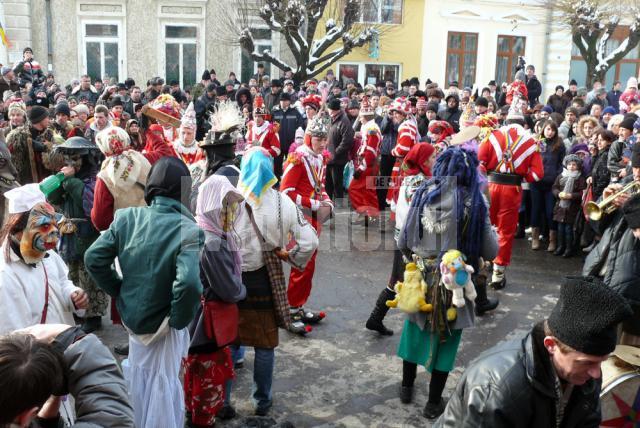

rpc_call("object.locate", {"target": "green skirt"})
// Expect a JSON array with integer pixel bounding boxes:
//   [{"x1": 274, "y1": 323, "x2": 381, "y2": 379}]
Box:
[{"x1": 397, "y1": 319, "x2": 462, "y2": 372}]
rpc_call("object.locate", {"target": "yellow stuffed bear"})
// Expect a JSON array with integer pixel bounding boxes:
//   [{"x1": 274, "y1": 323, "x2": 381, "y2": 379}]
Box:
[{"x1": 386, "y1": 262, "x2": 433, "y2": 313}]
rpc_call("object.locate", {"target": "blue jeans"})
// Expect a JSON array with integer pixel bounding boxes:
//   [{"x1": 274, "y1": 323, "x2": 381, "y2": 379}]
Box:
[
  {"x1": 225, "y1": 346, "x2": 275, "y2": 411},
  {"x1": 530, "y1": 184, "x2": 557, "y2": 231}
]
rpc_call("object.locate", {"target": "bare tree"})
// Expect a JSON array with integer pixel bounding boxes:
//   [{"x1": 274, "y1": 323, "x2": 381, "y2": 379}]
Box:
[
  {"x1": 222, "y1": 0, "x2": 381, "y2": 82},
  {"x1": 545, "y1": 0, "x2": 640, "y2": 87}
]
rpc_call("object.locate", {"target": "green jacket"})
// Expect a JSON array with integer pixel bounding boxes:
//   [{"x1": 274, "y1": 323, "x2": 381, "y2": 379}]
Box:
[
  {"x1": 85, "y1": 196, "x2": 204, "y2": 334},
  {"x1": 47, "y1": 176, "x2": 99, "y2": 261}
]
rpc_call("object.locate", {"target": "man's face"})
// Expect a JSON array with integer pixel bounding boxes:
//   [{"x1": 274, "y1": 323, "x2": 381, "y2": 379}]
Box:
[
  {"x1": 56, "y1": 113, "x2": 68, "y2": 126},
  {"x1": 272, "y1": 86, "x2": 281, "y2": 94},
  {"x1": 95, "y1": 81, "x2": 103, "y2": 91},
  {"x1": 475, "y1": 105, "x2": 488, "y2": 115},
  {"x1": 280, "y1": 99, "x2": 290, "y2": 110},
  {"x1": 81, "y1": 77, "x2": 91, "y2": 90},
  {"x1": 392, "y1": 111, "x2": 404, "y2": 124},
  {"x1": 348, "y1": 107, "x2": 359, "y2": 117},
  {"x1": 540, "y1": 111, "x2": 550, "y2": 120},
  {"x1": 409, "y1": 85, "x2": 417, "y2": 96},
  {"x1": 310, "y1": 136, "x2": 327, "y2": 154},
  {"x1": 619, "y1": 127, "x2": 633, "y2": 140},
  {"x1": 570, "y1": 84, "x2": 577, "y2": 92},
  {"x1": 565, "y1": 111, "x2": 576, "y2": 124},
  {"x1": 95, "y1": 112, "x2": 108, "y2": 129},
  {"x1": 615, "y1": 82, "x2": 622, "y2": 91},
  {"x1": 9, "y1": 110, "x2": 25, "y2": 126},
  {"x1": 591, "y1": 105, "x2": 602, "y2": 117},
  {"x1": 546, "y1": 337, "x2": 607, "y2": 386},
  {"x1": 603, "y1": 112, "x2": 612, "y2": 123},
  {"x1": 285, "y1": 83, "x2": 294, "y2": 93},
  {"x1": 417, "y1": 107, "x2": 426, "y2": 116},
  {"x1": 305, "y1": 106, "x2": 317, "y2": 120},
  {"x1": 255, "y1": 115, "x2": 265, "y2": 126},
  {"x1": 131, "y1": 88, "x2": 141, "y2": 101},
  {"x1": 4, "y1": 70, "x2": 15, "y2": 80},
  {"x1": 371, "y1": 96, "x2": 379, "y2": 108},
  {"x1": 180, "y1": 126, "x2": 195, "y2": 145},
  {"x1": 23, "y1": 51, "x2": 33, "y2": 61},
  {"x1": 527, "y1": 67, "x2": 534, "y2": 78},
  {"x1": 489, "y1": 84, "x2": 496, "y2": 92},
  {"x1": 594, "y1": 82, "x2": 602, "y2": 90}
]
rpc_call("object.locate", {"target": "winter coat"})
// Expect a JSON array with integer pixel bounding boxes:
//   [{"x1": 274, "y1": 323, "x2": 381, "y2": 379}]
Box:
[
  {"x1": 56, "y1": 330, "x2": 135, "y2": 426},
  {"x1": 188, "y1": 230, "x2": 246, "y2": 353},
  {"x1": 47, "y1": 175, "x2": 100, "y2": 262},
  {"x1": 12, "y1": 59, "x2": 45, "y2": 87},
  {"x1": 552, "y1": 174, "x2": 587, "y2": 224},
  {"x1": 0, "y1": 244, "x2": 84, "y2": 335},
  {"x1": 416, "y1": 114, "x2": 429, "y2": 140},
  {"x1": 434, "y1": 322, "x2": 601, "y2": 428},
  {"x1": 264, "y1": 91, "x2": 282, "y2": 112},
  {"x1": 536, "y1": 139, "x2": 565, "y2": 186},
  {"x1": 85, "y1": 196, "x2": 204, "y2": 335},
  {"x1": 380, "y1": 114, "x2": 399, "y2": 155},
  {"x1": 590, "y1": 149, "x2": 611, "y2": 199},
  {"x1": 583, "y1": 206, "x2": 640, "y2": 314},
  {"x1": 439, "y1": 107, "x2": 461, "y2": 133},
  {"x1": 526, "y1": 75, "x2": 542, "y2": 107},
  {"x1": 327, "y1": 110, "x2": 355, "y2": 165},
  {"x1": 547, "y1": 94, "x2": 568, "y2": 115},
  {"x1": 607, "y1": 90, "x2": 621, "y2": 113},
  {"x1": 271, "y1": 106, "x2": 304, "y2": 154},
  {"x1": 195, "y1": 92, "x2": 216, "y2": 140},
  {"x1": 558, "y1": 120, "x2": 573, "y2": 141},
  {"x1": 608, "y1": 138, "x2": 629, "y2": 179},
  {"x1": 235, "y1": 87, "x2": 253, "y2": 111}
]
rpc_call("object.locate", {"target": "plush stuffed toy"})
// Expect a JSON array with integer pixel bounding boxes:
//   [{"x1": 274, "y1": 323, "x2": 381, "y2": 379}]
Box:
[
  {"x1": 440, "y1": 250, "x2": 477, "y2": 308},
  {"x1": 386, "y1": 262, "x2": 433, "y2": 313}
]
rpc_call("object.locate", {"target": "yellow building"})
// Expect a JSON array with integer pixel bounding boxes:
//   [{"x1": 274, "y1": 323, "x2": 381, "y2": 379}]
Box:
[{"x1": 315, "y1": 0, "x2": 425, "y2": 87}]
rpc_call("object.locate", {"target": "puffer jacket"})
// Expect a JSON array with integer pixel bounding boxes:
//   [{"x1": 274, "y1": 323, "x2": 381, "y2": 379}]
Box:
[{"x1": 435, "y1": 322, "x2": 601, "y2": 428}]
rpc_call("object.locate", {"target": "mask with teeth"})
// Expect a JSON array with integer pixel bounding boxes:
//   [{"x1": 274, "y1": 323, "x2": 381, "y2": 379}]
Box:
[{"x1": 17, "y1": 202, "x2": 60, "y2": 264}]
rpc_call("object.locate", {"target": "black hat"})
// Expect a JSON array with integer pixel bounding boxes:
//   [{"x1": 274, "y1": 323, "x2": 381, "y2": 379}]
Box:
[
  {"x1": 257, "y1": 63, "x2": 265, "y2": 68},
  {"x1": 28, "y1": 106, "x2": 48, "y2": 124},
  {"x1": 548, "y1": 276, "x2": 632, "y2": 356},
  {"x1": 215, "y1": 86, "x2": 227, "y2": 97},
  {"x1": 206, "y1": 82, "x2": 216, "y2": 92},
  {"x1": 476, "y1": 97, "x2": 489, "y2": 108},
  {"x1": 117, "y1": 83, "x2": 127, "y2": 91},
  {"x1": 110, "y1": 96, "x2": 123, "y2": 107},
  {"x1": 401, "y1": 79, "x2": 410, "y2": 87},
  {"x1": 202, "y1": 70, "x2": 211, "y2": 81},
  {"x1": 347, "y1": 99, "x2": 360, "y2": 109},
  {"x1": 409, "y1": 77, "x2": 420, "y2": 86},
  {"x1": 124, "y1": 78, "x2": 135, "y2": 89},
  {"x1": 621, "y1": 117, "x2": 636, "y2": 131},
  {"x1": 632, "y1": 142, "x2": 640, "y2": 168},
  {"x1": 54, "y1": 136, "x2": 99, "y2": 156},
  {"x1": 623, "y1": 193, "x2": 640, "y2": 229},
  {"x1": 271, "y1": 79, "x2": 282, "y2": 87},
  {"x1": 569, "y1": 79, "x2": 578, "y2": 86},
  {"x1": 488, "y1": 80, "x2": 497, "y2": 86},
  {"x1": 54, "y1": 103, "x2": 70, "y2": 117},
  {"x1": 23, "y1": 47, "x2": 33, "y2": 54},
  {"x1": 449, "y1": 80, "x2": 459, "y2": 87},
  {"x1": 327, "y1": 98, "x2": 341, "y2": 111},
  {"x1": 280, "y1": 92, "x2": 292, "y2": 102},
  {"x1": 169, "y1": 80, "x2": 179, "y2": 86}
]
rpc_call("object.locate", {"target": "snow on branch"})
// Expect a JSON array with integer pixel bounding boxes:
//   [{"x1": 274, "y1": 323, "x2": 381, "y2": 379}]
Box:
[{"x1": 239, "y1": 28, "x2": 293, "y2": 71}]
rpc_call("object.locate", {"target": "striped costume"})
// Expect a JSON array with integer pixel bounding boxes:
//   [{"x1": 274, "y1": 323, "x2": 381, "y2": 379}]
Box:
[
  {"x1": 386, "y1": 118, "x2": 419, "y2": 208},
  {"x1": 349, "y1": 118, "x2": 382, "y2": 217}
]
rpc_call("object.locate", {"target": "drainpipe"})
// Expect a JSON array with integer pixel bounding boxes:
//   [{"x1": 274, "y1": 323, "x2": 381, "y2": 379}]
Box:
[
  {"x1": 45, "y1": 0, "x2": 53, "y2": 72},
  {"x1": 540, "y1": 3, "x2": 553, "y2": 101}
]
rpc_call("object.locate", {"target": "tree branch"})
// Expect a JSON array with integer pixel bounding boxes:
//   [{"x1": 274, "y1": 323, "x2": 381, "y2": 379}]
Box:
[{"x1": 239, "y1": 28, "x2": 293, "y2": 71}]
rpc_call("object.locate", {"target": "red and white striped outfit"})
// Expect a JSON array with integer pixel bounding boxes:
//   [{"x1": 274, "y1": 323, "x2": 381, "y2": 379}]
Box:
[
  {"x1": 478, "y1": 124, "x2": 544, "y2": 267},
  {"x1": 387, "y1": 118, "x2": 419, "y2": 207},
  {"x1": 245, "y1": 120, "x2": 281, "y2": 158}
]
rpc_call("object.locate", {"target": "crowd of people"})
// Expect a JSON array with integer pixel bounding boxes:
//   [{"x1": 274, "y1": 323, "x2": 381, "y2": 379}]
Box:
[{"x1": 0, "y1": 45, "x2": 639, "y2": 427}]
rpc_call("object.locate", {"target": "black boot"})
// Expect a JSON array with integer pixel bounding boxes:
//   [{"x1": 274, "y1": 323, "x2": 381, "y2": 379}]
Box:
[
  {"x1": 563, "y1": 227, "x2": 575, "y2": 258},
  {"x1": 424, "y1": 370, "x2": 449, "y2": 419},
  {"x1": 366, "y1": 288, "x2": 395, "y2": 336},
  {"x1": 474, "y1": 274, "x2": 499, "y2": 316},
  {"x1": 553, "y1": 226, "x2": 566, "y2": 256},
  {"x1": 81, "y1": 316, "x2": 102, "y2": 334},
  {"x1": 401, "y1": 360, "x2": 417, "y2": 404}
]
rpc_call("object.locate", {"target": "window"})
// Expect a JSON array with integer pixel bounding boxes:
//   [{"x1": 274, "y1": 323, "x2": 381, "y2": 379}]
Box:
[
  {"x1": 338, "y1": 62, "x2": 400, "y2": 87},
  {"x1": 82, "y1": 23, "x2": 121, "y2": 82},
  {"x1": 445, "y1": 32, "x2": 478, "y2": 88},
  {"x1": 495, "y1": 35, "x2": 526, "y2": 85},
  {"x1": 164, "y1": 25, "x2": 198, "y2": 89},
  {"x1": 569, "y1": 26, "x2": 640, "y2": 87},
  {"x1": 360, "y1": 0, "x2": 402, "y2": 24},
  {"x1": 240, "y1": 28, "x2": 272, "y2": 83}
]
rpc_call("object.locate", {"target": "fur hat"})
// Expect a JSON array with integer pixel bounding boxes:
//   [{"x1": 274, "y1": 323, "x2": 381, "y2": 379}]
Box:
[
  {"x1": 54, "y1": 102, "x2": 70, "y2": 117},
  {"x1": 548, "y1": 276, "x2": 632, "y2": 356},
  {"x1": 327, "y1": 98, "x2": 341, "y2": 111},
  {"x1": 623, "y1": 193, "x2": 640, "y2": 229},
  {"x1": 563, "y1": 153, "x2": 583, "y2": 168},
  {"x1": 514, "y1": 70, "x2": 526, "y2": 82}
]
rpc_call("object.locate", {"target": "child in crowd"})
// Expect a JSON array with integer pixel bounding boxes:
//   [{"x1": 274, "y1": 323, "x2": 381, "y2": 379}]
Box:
[{"x1": 552, "y1": 154, "x2": 587, "y2": 257}]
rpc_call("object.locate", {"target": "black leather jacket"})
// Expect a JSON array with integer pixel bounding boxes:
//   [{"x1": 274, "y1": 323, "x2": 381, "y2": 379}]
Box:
[{"x1": 435, "y1": 323, "x2": 601, "y2": 428}]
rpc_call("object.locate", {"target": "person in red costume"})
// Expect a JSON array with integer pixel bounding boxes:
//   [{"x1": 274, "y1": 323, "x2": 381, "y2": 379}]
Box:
[
  {"x1": 349, "y1": 96, "x2": 382, "y2": 225},
  {"x1": 386, "y1": 97, "x2": 420, "y2": 214},
  {"x1": 91, "y1": 125, "x2": 176, "y2": 232},
  {"x1": 477, "y1": 98, "x2": 543, "y2": 289},
  {"x1": 172, "y1": 102, "x2": 203, "y2": 165},
  {"x1": 245, "y1": 95, "x2": 281, "y2": 158},
  {"x1": 280, "y1": 114, "x2": 333, "y2": 334}
]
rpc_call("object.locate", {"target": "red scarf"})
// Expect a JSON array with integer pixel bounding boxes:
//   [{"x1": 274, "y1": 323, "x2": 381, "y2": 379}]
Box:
[{"x1": 400, "y1": 143, "x2": 435, "y2": 179}]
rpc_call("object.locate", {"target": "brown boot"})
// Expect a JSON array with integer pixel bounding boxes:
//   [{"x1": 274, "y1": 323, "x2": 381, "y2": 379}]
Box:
[
  {"x1": 547, "y1": 230, "x2": 557, "y2": 252},
  {"x1": 531, "y1": 227, "x2": 541, "y2": 250}
]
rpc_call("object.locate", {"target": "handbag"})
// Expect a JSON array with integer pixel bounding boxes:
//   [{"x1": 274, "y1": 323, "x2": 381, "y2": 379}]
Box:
[{"x1": 202, "y1": 298, "x2": 239, "y2": 347}]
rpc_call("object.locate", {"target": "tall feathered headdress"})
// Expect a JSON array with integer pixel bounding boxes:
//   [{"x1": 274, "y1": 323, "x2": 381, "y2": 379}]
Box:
[{"x1": 201, "y1": 100, "x2": 245, "y2": 147}]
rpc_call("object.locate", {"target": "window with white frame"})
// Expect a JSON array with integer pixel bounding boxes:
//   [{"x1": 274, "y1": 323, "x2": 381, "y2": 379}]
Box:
[
  {"x1": 240, "y1": 28, "x2": 272, "y2": 83},
  {"x1": 338, "y1": 62, "x2": 400, "y2": 86},
  {"x1": 164, "y1": 25, "x2": 198, "y2": 89},
  {"x1": 82, "y1": 23, "x2": 122, "y2": 82},
  {"x1": 361, "y1": 0, "x2": 402, "y2": 25}
]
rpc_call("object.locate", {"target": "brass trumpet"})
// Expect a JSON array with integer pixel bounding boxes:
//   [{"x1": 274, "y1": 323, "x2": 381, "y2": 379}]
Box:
[{"x1": 585, "y1": 181, "x2": 640, "y2": 221}]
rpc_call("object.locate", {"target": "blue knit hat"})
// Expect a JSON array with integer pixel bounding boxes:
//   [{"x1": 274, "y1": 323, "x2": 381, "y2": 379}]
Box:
[
  {"x1": 541, "y1": 105, "x2": 553, "y2": 114},
  {"x1": 602, "y1": 106, "x2": 616, "y2": 115}
]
